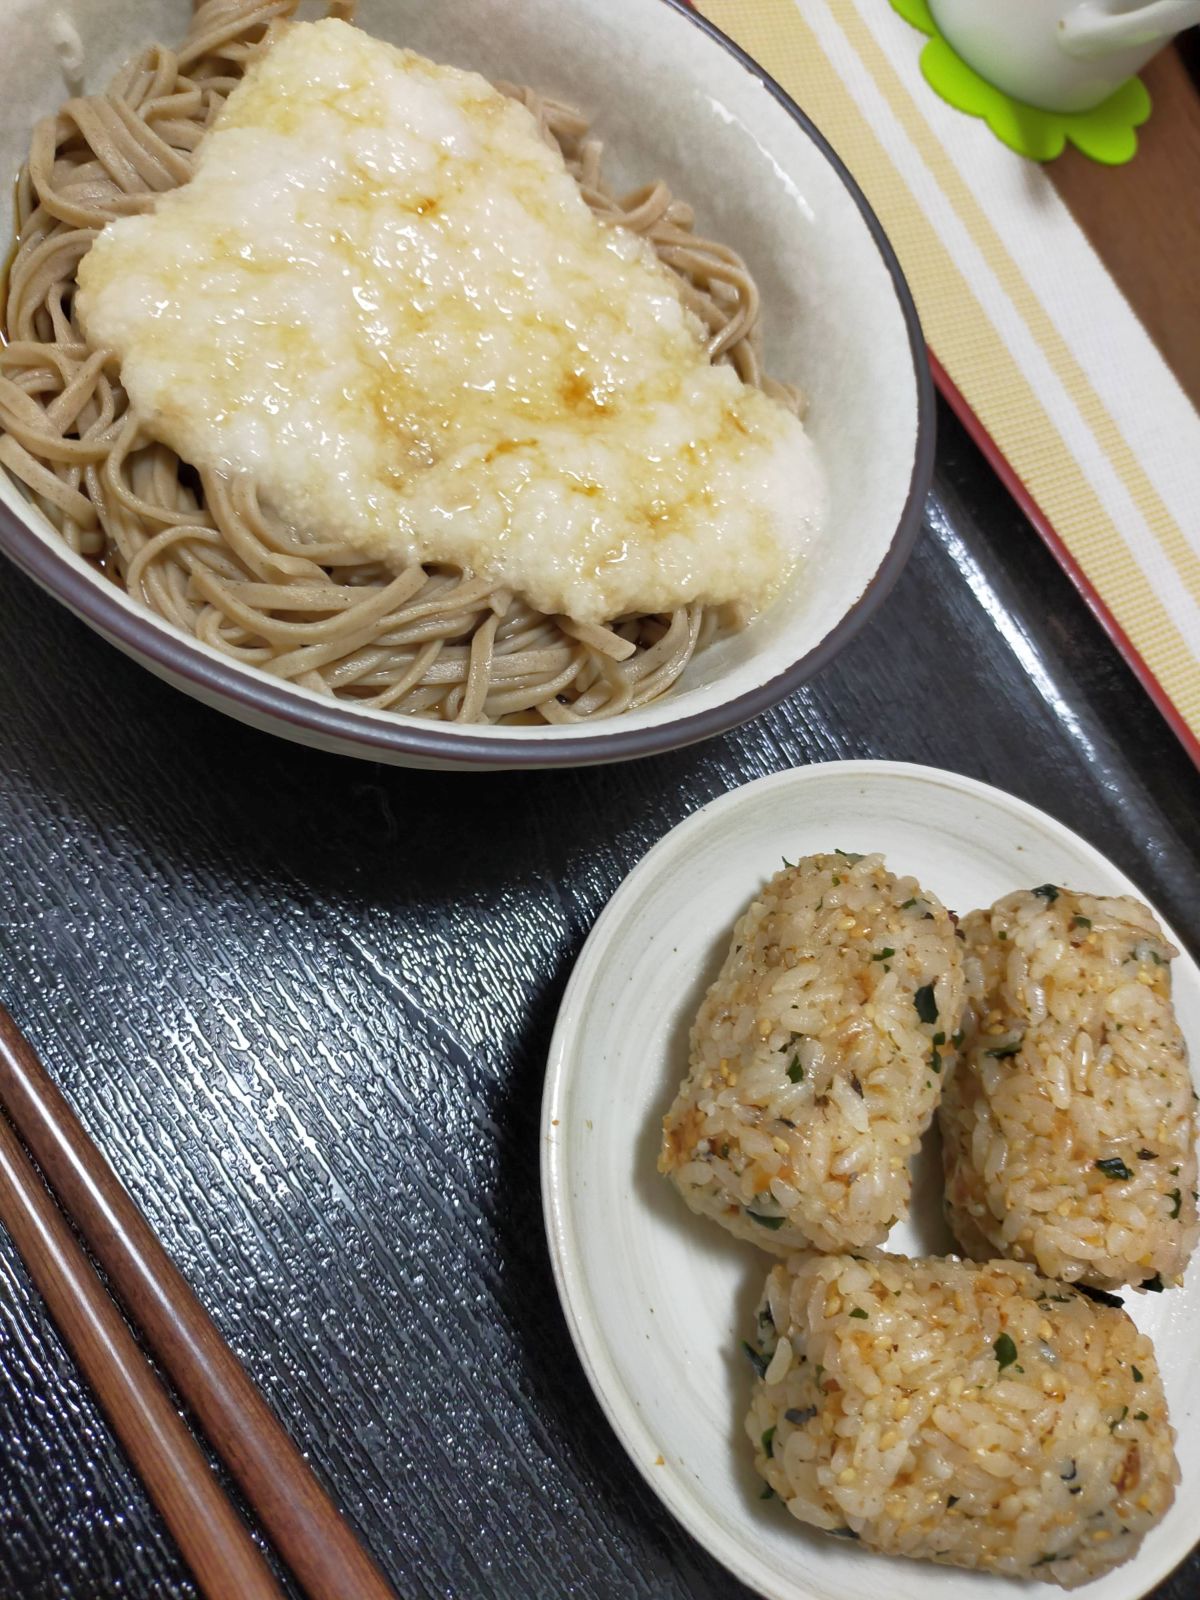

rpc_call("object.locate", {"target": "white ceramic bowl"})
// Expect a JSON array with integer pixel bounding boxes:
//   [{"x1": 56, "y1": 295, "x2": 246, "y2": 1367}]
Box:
[
  {"x1": 543, "y1": 762, "x2": 1200, "y2": 1600},
  {"x1": 0, "y1": 0, "x2": 932, "y2": 769}
]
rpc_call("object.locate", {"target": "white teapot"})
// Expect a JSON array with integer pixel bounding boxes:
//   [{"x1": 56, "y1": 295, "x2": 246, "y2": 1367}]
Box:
[{"x1": 928, "y1": 0, "x2": 1200, "y2": 112}]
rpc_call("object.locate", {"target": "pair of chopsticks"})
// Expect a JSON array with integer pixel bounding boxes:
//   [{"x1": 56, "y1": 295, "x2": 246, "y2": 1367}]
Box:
[{"x1": 0, "y1": 1004, "x2": 396, "y2": 1600}]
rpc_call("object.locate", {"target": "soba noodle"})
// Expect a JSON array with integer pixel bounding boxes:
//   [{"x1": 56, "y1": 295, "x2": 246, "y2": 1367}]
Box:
[{"x1": 0, "y1": 0, "x2": 801, "y2": 725}]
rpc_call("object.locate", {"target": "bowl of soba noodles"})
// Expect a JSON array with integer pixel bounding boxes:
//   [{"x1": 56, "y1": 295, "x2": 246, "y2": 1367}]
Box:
[{"x1": 0, "y1": 0, "x2": 932, "y2": 769}]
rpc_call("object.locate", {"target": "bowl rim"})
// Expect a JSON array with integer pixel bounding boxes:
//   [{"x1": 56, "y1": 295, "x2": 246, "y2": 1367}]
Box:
[{"x1": 0, "y1": 0, "x2": 935, "y2": 768}]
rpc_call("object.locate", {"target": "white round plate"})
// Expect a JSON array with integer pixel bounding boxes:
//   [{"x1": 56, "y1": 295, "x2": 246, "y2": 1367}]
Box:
[{"x1": 541, "y1": 761, "x2": 1200, "y2": 1600}]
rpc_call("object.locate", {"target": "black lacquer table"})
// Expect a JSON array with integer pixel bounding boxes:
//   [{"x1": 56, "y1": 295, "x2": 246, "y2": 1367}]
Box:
[{"x1": 1, "y1": 400, "x2": 1197, "y2": 1599}]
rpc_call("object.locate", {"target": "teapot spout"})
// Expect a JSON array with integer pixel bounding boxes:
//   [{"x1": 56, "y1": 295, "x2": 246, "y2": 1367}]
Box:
[{"x1": 1060, "y1": 0, "x2": 1200, "y2": 57}]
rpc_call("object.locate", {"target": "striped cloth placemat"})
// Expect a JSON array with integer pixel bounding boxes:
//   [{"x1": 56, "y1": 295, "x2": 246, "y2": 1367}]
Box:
[{"x1": 698, "y1": 0, "x2": 1200, "y2": 762}]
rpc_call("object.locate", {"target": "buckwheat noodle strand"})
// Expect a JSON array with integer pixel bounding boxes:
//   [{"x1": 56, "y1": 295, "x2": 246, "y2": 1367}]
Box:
[{"x1": 0, "y1": 0, "x2": 801, "y2": 725}]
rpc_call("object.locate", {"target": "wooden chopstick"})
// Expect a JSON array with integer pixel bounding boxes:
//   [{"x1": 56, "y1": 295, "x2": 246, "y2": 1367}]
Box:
[
  {"x1": 0, "y1": 1005, "x2": 397, "y2": 1600},
  {"x1": 0, "y1": 1108, "x2": 287, "y2": 1600}
]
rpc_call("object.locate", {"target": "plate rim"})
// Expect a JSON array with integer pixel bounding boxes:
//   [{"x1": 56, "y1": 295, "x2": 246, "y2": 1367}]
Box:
[{"x1": 540, "y1": 758, "x2": 1197, "y2": 1600}]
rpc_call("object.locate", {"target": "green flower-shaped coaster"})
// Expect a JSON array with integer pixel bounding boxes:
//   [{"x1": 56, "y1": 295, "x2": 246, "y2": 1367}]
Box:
[{"x1": 890, "y1": 0, "x2": 1151, "y2": 163}]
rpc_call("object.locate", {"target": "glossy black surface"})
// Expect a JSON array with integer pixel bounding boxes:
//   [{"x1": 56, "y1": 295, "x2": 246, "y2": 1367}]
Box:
[{"x1": 0, "y1": 399, "x2": 1197, "y2": 1600}]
